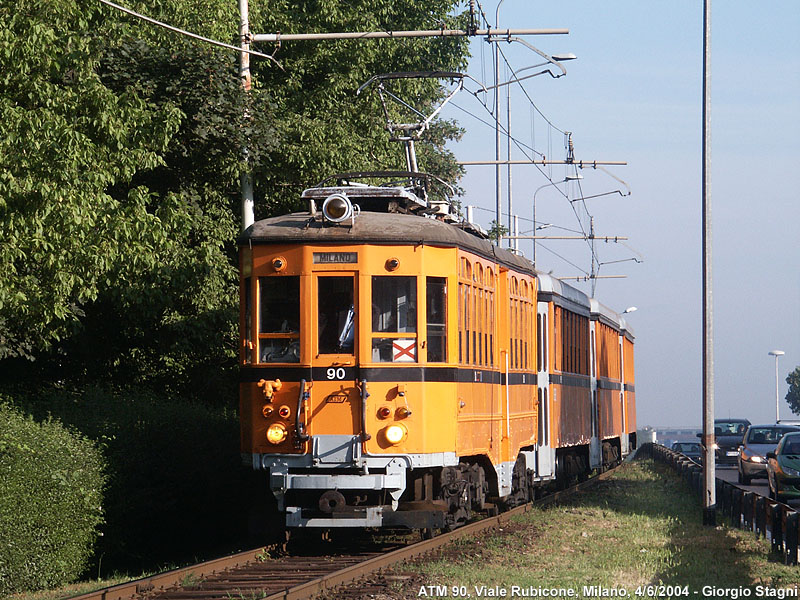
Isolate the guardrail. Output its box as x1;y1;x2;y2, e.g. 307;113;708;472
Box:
641;442;800;565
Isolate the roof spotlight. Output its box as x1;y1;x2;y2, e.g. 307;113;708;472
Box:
322;193;354;223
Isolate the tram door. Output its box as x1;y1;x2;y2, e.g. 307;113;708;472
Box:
619;337;629;455
588;324;601;469
312;274;362;462
535;302;555;480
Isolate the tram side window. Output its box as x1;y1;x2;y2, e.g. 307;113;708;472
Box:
259;276;300;363
318;276;355;354
426;277;447;362
372;276;417;362
244;277;252;363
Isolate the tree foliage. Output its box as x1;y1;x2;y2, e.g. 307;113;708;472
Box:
0;0;179;359
0;0;470;396
787;366;800;416
247;0;469;215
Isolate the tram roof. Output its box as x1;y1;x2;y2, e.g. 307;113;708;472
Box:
241;210;535;275
242;209;627;329
537;272;591;317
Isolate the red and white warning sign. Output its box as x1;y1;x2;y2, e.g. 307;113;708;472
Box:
392;339;416;362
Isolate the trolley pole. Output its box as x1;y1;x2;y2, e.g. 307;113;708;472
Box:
701;0;716;526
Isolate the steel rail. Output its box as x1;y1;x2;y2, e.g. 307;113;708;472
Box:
67;547;273;600
67;464;622;600
264;464;623;600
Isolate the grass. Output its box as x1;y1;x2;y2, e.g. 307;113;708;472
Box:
12;459;800;600
398;459;800;599
3;575;136;600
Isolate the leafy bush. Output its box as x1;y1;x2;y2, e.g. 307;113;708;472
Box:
0;403;105;596
5;385;264;574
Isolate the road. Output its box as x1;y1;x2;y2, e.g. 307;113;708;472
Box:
715;465;768;495
715;464;800;509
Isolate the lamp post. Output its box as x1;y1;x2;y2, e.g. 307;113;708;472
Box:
769;350;785;423
532;174;582;267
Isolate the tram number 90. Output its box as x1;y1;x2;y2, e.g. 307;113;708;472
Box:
326;368;347;380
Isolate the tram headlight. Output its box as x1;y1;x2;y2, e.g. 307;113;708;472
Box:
383;424;407;445
266;423;288;444
272;256;287;272
322;193;353;223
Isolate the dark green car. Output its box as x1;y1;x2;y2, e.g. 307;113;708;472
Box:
766;432;800;501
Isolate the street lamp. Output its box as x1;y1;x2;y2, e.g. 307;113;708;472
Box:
769;350;785;423
532;175;582;267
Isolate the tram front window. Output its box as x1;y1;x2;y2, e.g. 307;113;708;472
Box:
426;277;447;362
259;276;300;363
372;276;417;362
318;277;355;354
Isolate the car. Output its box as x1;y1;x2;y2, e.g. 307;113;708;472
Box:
712;418;750;466
766;432;800;501
671;441;702;461
737;424;800;484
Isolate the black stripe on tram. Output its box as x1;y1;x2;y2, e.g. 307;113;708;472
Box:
239;365;538;385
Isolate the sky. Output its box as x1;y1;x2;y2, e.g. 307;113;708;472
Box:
436;1;800;428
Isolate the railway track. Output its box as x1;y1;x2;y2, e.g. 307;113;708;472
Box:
69;463;624;600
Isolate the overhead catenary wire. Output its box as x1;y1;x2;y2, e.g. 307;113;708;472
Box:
97;0;284;68
465;0;642;291
103;0;631;288
469;205;594;278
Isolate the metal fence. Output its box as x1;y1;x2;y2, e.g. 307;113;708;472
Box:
641;442;800;565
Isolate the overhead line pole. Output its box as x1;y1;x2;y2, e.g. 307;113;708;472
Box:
238;0;255;231
460;160;626;166
558;275;627;281
251;28;568;42
507;66;513;250
701;0;716;526
505;235;628;241
493;1;505;247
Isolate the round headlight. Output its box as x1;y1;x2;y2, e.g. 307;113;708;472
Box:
322;194;353;223
384;424;407;445
272;256;287;272
267;423;288;444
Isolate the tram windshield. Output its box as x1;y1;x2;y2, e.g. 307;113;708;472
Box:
371;276;417;362
318;276;355;354
258;276;300;363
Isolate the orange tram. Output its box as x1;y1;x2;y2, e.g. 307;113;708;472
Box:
238;180;636;532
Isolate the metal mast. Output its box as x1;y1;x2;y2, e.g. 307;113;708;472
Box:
239;0;255;231
701;0;716;526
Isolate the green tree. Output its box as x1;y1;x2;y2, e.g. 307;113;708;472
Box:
0;0;180;360
487;220;509;243
247;0;470;215
0;0;470;397
787;366;800;415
